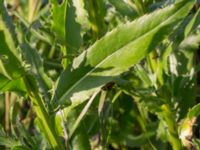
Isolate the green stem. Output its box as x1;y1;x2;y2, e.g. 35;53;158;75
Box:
67;109;91;150
146;51;164;86
24;76;65;150
161;105;184;150
5;92;10;134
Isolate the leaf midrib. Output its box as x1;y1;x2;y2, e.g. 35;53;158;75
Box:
58;2;189;104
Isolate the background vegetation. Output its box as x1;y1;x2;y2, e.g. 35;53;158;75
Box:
0;0;200;149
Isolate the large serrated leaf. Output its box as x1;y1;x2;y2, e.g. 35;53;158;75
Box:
53;0;195;109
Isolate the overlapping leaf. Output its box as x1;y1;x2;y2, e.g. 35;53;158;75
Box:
53;0;195;109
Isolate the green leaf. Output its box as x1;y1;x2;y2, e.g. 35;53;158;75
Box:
50;0;82;66
179;31;200;51
0;6;24;78
184;8;200;36
12;146;30;150
0;74;26;95
0;32;22;78
0;127;21;149
112;131;156;148
53;0;195;109
73;0;90;28
166;14;200;118
65;0;82;62
20;43;52;102
85;0;106;38
0;73;10;89
187;103;200;119
108;0;136;18
50;0;68;43
133;0;146;15
13;12;54;44
66;108;92;150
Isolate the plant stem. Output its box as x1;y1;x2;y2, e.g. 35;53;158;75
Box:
31;95;65;150
161;105;184;150
5;92;10;134
24;76;65;150
28;0;39;22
